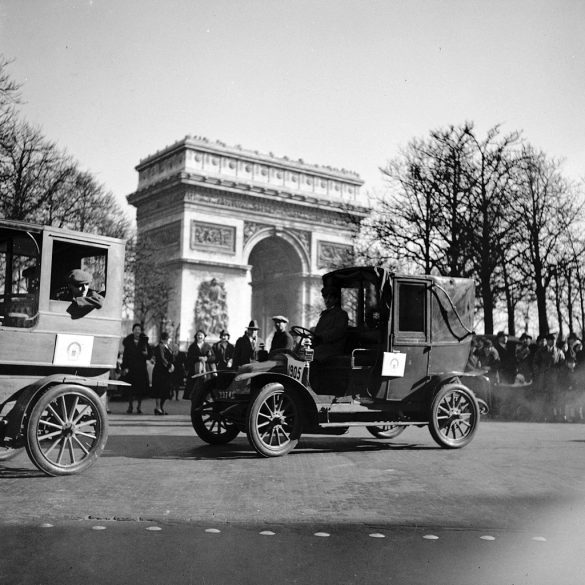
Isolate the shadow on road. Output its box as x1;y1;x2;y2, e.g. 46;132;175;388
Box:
101;432;433;462
0;466;45;479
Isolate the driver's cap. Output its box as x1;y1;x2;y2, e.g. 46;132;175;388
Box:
272;315;289;323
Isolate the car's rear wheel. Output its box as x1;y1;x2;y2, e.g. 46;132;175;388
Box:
25;385;108;476
366;425;406;439
191;386;240;444
247;383;301;457
429;384;479;449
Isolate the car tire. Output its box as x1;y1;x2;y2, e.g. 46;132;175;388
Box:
428;383;479;449
366;425;406;439
25;384;108;476
190;385;240;444
247;383;301;457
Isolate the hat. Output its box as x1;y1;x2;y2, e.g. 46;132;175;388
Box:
496;331;507;338
247;320;259;330
546;333;556;341
160;332;169;341
321;285;341;297
272;315;289;323
219;329;230;338
67;269;91;285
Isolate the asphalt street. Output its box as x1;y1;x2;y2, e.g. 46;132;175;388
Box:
1;398;585;584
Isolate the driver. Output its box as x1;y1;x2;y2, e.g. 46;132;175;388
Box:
313;285;349;362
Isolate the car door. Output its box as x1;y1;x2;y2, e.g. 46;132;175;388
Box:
383;278;430;402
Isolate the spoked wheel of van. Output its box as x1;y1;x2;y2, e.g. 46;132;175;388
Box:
191;385;239;445
247;383;301;457
366;425;406;439
25;385;108;476
429;384;479;449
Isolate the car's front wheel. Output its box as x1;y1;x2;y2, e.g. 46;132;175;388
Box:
25;385;108;476
428;384;479;449
247;383;301;457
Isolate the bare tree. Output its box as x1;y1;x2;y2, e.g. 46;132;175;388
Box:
513;146;583;336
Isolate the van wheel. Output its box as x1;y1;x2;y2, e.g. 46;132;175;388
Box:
191;386;239;444
429;384;479;449
247;383;301;457
25;385;108;476
366;425;405;439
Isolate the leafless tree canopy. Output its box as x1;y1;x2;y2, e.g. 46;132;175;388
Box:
357;122;585;337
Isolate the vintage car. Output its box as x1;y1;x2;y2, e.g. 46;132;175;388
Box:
0;219;126;475
190;266;482;457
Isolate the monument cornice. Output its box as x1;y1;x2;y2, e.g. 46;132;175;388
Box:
128;172;369;222
135;135;364;185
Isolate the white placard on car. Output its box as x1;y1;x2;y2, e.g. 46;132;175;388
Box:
53;334;94;367
382;352;406;377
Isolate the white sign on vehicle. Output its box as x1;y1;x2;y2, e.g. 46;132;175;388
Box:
53;334;94;367
286;357;306;382
382;352;406;377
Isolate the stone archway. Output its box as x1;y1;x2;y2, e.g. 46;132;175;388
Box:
248;236;303;342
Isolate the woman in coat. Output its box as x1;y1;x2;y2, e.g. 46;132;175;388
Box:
121;323;150;414
152;331;175;415
185;330;215;399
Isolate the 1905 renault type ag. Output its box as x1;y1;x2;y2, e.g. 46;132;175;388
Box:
0;220;126;476
190;267;481;456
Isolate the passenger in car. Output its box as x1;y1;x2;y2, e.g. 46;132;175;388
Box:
313;286;349;362
56;269;105;319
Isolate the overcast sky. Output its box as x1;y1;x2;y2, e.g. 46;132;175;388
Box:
1;0;584;213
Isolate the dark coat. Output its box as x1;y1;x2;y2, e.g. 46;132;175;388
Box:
212;340;235;370
269;330;294;353
121;333;150;396
151;342;174;399
233;334;257;368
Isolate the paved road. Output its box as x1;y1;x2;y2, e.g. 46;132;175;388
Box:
2;398;585;584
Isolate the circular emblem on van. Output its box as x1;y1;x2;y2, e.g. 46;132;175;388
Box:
67;342;82;361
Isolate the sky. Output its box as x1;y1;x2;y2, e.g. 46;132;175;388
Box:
1;0;584;217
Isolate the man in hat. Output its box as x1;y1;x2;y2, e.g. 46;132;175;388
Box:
212;329;235;370
233;320;261;369
269;315;294;353
313;285;349;362
56;269;104;318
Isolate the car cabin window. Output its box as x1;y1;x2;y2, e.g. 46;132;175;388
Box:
397;283;426;334
340;282;380;329
0;229;41;328
49;240;108;300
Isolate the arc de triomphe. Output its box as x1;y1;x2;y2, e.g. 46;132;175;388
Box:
127;136;368;347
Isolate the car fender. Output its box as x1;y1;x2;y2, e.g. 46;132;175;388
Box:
2;374;109;444
245;371;320;428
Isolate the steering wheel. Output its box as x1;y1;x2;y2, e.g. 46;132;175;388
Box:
290;325;316;342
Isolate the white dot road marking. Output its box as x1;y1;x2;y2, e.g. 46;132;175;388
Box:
92;526;107;531
369;533;386;538
423;535;439;540
205;528;221;534
260;531;276;536
39;523;53;528
480;535;495;541
532;536;547;542
314;532;330;537
146;526;162;532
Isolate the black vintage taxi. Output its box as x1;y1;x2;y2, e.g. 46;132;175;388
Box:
190;266;481;457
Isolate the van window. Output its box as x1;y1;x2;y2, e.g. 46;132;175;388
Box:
0;229;41;328
50;240;108;300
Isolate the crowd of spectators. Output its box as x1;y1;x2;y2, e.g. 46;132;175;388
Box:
467;330;585;422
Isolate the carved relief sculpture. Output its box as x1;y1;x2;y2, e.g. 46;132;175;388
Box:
194;278;229;337
317;241;354;269
191;221;235;253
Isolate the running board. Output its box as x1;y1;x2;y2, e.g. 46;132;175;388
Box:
319;421;428;428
